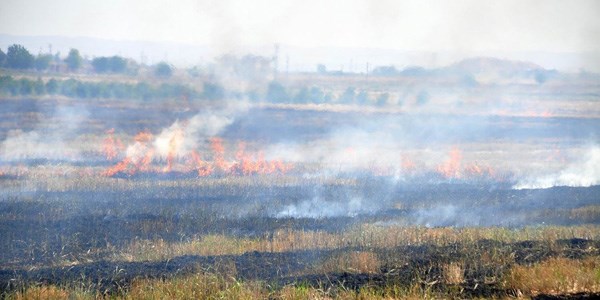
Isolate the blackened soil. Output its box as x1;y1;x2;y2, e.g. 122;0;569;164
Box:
2;184;599;267
1;239;598;297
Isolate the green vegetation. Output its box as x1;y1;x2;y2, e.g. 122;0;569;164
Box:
34;54;53;71
154;61;173;78
6;44;34;69
65;48;82;71
0;75;205;100
0;48;6;66
91;55;128;73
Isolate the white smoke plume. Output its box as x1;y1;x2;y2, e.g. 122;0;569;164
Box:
273;197;373;218
0;106;89;161
151;100;249;159
514;146;600;189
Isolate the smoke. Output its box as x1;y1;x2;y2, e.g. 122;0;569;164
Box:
514;146;600;189
153;111;236;158
0;106;89;161
273;197;371;218
140;100;249;159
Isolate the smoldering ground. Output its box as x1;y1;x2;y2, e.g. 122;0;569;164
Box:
2;100;598;226
0;104;90;162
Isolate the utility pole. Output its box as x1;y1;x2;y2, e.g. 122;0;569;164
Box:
285;55;289;77
273;44;280;79
366;62;370;83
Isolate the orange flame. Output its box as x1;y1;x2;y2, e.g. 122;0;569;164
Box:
210;137;228;172
102;130;154;176
437;148;462;178
463;162;494;178
102;157;131;177
190;150;213;176
163;128;184;173
103;128;124;161
102;130;292;177
401;155;416;173
229;144;294;175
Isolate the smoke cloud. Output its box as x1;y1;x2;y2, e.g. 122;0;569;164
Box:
135;100;249;160
0;106;89;161
273;197;371;218
514;146;600;189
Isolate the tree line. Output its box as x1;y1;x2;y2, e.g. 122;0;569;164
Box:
0;44;172;77
0;75;394;106
0;44;396;105
0;75;221;100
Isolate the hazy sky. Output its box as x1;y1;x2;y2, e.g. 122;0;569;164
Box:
1;0;599;53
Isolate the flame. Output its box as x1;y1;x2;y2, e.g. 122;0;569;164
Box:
210;137;228;172
229;143;293;175
435;148;495;179
102;131;155;176
102;157;131;177
102;128;292;177
190;150;213;176
463;162;494;178
163;128;184;173
401;155;416;172
437;148;463;178
103;128;124;161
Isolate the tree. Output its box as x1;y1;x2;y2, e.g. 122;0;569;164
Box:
309;87;325;103
46;79;59;94
33;77;45;94
376;93;389;106
339;87;355;104
356;90;370;105
266;81;289;103
65;48;82;71
416;90;429;106
6;44;34;69
0;49;6;67
35;54;53;71
293;87;310;103
372;65;399;76
92;57;109;73
92;56;127;73
109;56;127;73
317;64;327;74
154;62;173;78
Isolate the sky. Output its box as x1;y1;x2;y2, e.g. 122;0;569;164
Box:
1;0;599;69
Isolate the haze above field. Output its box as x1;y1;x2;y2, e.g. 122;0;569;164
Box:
1;0;600;71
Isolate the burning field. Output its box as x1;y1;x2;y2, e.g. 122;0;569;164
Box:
1;74;600;299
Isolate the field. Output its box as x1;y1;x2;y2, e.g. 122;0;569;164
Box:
1;69;600;299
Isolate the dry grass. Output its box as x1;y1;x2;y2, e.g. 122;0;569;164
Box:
126;273;266;300
117;235;262;262
114;225;600;263
317;251;382;274
9;285;93;300
442;262;464;285
12;255;600;300
570;205;600;223
504;256;600;296
9;274;439;300
11;286;70;300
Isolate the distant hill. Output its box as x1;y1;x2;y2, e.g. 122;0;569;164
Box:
2;34;599;72
441;57;550;83
448;57;543;74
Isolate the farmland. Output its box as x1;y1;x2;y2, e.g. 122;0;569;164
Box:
1;64;600;299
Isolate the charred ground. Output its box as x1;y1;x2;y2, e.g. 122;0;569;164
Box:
1;72;600;298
